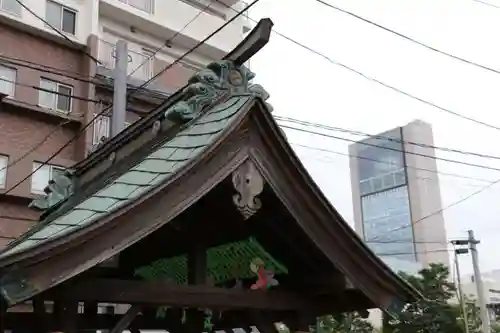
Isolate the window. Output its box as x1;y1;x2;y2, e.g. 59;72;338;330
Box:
1;0;21;15
93;114;131;144
45;1;76;35
0;155;8;189
31;162;65;194
38;78;72;113
93;115;110;144
118;0;154;14
141;49;155;80
0;65;16;97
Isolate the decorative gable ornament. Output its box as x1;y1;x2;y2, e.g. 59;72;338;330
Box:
232;159;264;219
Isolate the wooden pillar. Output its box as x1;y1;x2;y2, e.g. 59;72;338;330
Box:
53;300;78;333
184;243;207;333
0;296;7;333
33;297;47;333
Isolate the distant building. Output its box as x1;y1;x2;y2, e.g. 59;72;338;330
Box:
349;120;449;272
463;271;500;323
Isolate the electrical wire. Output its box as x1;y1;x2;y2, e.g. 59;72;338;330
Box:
0;3;215;184
216;0;500;132
376;177;500;240
0;120;71;174
0;77;101;103
13;0;101;65
292;143;495;185
312;0;500;75
127;0;213;78
1;0;260;196
0;55;95;85
281;125;500;173
472;0;500;9
277;116;500;161
377;248;452;257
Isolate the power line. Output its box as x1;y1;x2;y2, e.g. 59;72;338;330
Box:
13;0;101;65
1;0;260;196
0;120;71;174
286;131;500;244
376;177;500;240
281;125;500;173
366;239;450;245
0;4;213;185
128;1;212;78
0;55;95;84
215;0;500;132
277;116;500;161
0;77;101;103
313;0;500;75
472;0;500;9
292;143;495;185
377;248;452;257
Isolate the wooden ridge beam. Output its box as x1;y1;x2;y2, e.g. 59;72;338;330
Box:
49;278;326;311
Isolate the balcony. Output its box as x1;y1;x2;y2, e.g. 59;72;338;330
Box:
117;0;154;14
97;39;154;81
98;0;245;59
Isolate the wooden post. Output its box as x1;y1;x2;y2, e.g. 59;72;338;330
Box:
33;297;47;333
53;299;78;333
0;296;7;333
184;243;207;333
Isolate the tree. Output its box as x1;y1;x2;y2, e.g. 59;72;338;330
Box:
387;263;467;333
318;312;374;333
276;312;374;333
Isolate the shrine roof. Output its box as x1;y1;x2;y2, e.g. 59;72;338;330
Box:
0;65;262;259
0;19;421;314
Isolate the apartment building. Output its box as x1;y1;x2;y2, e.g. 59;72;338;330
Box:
0;0;250;249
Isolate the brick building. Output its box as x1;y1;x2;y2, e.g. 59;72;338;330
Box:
0;0;249;249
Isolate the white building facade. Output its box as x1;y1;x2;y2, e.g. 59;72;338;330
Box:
0;0;251;82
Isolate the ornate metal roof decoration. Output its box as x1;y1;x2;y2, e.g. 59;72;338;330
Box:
164;60;272;123
29;169;75;213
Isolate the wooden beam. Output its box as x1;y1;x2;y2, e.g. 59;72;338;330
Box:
51;278;326;311
110;305;142;333
3;311;261;331
224;18;273;66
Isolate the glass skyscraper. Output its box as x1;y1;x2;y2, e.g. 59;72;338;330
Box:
349;120;449;272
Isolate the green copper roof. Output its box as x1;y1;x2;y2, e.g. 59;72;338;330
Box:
0;60;271;259
134;237;288;285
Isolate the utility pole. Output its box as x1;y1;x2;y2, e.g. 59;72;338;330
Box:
453;244;469;333
111;39;128;138
452;231;490;333
468;230;490;333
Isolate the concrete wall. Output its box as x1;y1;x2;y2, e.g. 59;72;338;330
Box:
403;120;449;267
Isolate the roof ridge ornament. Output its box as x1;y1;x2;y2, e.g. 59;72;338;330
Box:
164;60;272;123
29;170;75;212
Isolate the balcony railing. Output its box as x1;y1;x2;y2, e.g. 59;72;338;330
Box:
98;39;154;81
117;0;154;14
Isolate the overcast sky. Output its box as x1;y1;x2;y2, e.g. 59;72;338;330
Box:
245;0;500;276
